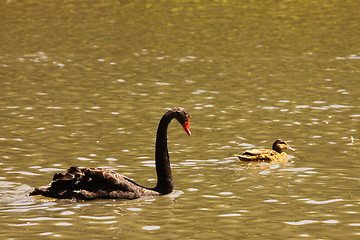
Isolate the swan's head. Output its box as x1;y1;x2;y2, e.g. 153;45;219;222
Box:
171;107;191;136
273;139;296;153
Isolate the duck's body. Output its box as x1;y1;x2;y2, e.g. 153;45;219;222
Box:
238;149;288;161
237;139;295;162
30;107;191;200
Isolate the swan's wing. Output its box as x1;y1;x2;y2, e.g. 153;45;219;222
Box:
81;168;143;191
30;167;158;200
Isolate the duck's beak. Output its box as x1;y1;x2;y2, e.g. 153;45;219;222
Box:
287;146;296;151
182;120;191;136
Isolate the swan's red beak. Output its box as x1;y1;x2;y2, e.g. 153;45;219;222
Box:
182;120;191;136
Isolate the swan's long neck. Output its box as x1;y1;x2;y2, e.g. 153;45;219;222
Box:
154;112;173;194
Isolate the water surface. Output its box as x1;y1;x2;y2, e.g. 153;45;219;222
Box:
1;0;359;239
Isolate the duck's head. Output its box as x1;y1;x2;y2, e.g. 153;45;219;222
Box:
272;139;296;153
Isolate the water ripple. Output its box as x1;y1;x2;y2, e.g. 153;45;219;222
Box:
142;225;160;230
79;216;116;220
219;213;241;217
19;217;71;221
305;199;343;204
285;220;318;225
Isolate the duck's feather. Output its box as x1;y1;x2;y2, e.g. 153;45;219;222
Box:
242;148;275;156
238;150;287;161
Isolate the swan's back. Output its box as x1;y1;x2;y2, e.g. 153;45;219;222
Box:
30;167;160;200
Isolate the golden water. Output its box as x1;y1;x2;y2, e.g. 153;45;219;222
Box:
1;0;359;239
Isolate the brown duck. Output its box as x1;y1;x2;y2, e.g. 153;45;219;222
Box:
237;139;295;161
30;107;191;200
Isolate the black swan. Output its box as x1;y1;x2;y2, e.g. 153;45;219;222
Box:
30;107;191;200
237;139;295;161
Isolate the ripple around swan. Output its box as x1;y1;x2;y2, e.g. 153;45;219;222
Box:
127;207;142;211
61;211;75;215
202;195;220;198
5;171;39;176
